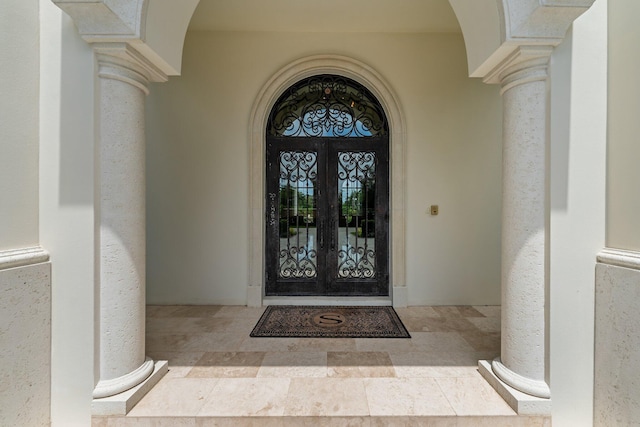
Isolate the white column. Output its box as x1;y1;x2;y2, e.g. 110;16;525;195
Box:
490;48;552;400
92;46;163;400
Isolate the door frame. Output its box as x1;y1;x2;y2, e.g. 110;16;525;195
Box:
248;55;407;307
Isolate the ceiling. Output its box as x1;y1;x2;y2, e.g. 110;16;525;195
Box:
188;0;461;33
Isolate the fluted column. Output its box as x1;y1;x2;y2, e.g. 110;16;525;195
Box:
92;45;166;399
490;47;553;400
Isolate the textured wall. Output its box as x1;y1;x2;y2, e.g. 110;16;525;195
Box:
0;263;51;426
595;262;640;426
146;31;503;305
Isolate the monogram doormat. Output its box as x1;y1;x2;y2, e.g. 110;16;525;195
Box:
250;306;411;338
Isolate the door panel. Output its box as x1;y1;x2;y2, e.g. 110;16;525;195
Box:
266;137;388;296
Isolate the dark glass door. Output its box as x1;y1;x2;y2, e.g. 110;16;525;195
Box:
265;137;389;296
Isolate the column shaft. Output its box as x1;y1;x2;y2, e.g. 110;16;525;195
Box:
492;57;551;399
93;55;153;398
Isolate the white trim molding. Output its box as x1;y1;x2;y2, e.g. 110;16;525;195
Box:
0;246;50;271
597;248;640;270
247;54;407;308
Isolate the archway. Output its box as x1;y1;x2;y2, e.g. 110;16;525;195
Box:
247;55;407;307
49;0;598;418
265;74;390;297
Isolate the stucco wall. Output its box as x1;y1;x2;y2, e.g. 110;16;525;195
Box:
146;31;503;305
593;0;640;425
0;1;51;426
607;0;640;252
0;0;39;249
549;1;607;425
39;2;97;426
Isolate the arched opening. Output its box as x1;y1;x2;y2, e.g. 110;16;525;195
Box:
247;55;407;307
265;74;390;296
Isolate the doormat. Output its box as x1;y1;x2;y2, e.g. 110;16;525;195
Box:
250;306;411;338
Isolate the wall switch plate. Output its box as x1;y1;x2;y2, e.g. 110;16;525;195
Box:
430;205;439;215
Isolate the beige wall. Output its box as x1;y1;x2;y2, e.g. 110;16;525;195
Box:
607;0;640;251
146;31;503;305
39;2;97;426
0;1;51;426
0;0;40;250
593;0;640;425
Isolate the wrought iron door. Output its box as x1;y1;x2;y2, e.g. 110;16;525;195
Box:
265;75;389;296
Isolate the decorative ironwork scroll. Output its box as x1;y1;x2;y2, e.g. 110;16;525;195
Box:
337;151;377;278
278;151;318;278
268;75;388;137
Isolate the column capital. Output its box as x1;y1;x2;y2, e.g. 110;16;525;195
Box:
483;45;554;93
95;43;168;95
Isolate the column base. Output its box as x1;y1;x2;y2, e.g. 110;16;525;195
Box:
92;360;168;416
479;360;551;415
392;286;408;308
247;285;263;307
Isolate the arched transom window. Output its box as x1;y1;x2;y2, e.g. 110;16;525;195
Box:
267;74;389;137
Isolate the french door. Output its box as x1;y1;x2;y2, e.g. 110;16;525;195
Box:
265;136;389;296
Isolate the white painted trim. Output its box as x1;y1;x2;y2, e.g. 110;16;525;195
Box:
0;246;50;271
248;54;407;307
597;248;640;270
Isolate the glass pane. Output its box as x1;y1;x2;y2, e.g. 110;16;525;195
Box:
268;75;388;137
278;151;318;279
337;151;376;279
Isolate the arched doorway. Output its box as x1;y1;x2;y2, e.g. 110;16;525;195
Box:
265;75;390;296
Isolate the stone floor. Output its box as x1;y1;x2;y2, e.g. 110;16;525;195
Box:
93;305;551;426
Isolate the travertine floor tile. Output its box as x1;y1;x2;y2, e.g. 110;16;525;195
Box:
456;306;486;317
187;351;266;378
390;351;484;378
436;375;516;416
214;306;266;319
146;317;228;335
402;316;479;333
459;331;500;352
467;316;501;333
395;306;440;318
124;305;518;422
364;378;456;416
146;305;181;318
169;305;223;318
239;337;300;352
146;351;204;378
284;378;370;416
291;338;358;352
472;306;501;317
181;332;246;352
145;334;191;352
355;337;414;353
258;351;327;378
100;418;198;427
409;332;476;353
198;378;290;416
328;351;395;378
128;377;218;416
432;306;467;318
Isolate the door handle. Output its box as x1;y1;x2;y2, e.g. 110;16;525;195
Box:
319;219;324;249
330;218;336;251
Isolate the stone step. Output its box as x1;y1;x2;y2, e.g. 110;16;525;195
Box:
93;415;551;426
